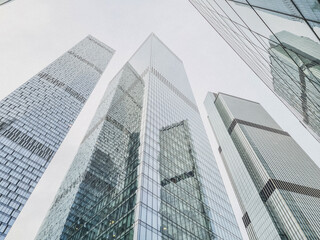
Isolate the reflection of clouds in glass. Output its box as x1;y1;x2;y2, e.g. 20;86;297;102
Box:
232;0;320;25
230;0;319;41
259;12;317;41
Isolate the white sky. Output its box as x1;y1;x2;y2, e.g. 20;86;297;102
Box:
1;0;319;239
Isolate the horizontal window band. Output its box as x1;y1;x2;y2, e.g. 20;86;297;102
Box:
149;67;199;113
38;72;87;103
105;115;131;136
117;85;142;109
228;118;289;136
87;36;114;54
2;126;55;161
259;179;276;202
81;77;143;143
161;170;195;187
68;51;103;74
242;212;251;228
260;179;320;202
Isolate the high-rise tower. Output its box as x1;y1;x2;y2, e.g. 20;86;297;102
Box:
189;0;320;142
0;36;114;239
205;92;320;239
36;34;242;240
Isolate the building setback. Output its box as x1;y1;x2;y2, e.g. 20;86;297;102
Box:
36;34;242;240
0;36;114;239
189;0;320;142
205;92;320;239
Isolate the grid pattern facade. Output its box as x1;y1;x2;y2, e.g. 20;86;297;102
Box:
36;62;143;240
205;92;320;239
158;120;213;239
189;0;320;142
0;36;114;239
36;34;242;240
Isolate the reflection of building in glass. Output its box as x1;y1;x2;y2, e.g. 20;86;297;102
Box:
189;0;320;141
36;34;243;240
270;30;320;138
205;92;320;240
0;36;113;239
36;62;144;240
159;120;212;239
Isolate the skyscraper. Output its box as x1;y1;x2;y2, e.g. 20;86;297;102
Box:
204;92;320;239
36;34;242;240
189;0;320;142
0;36;114;239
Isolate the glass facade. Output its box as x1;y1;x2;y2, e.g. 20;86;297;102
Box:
36;34;242;240
159;120;213;239
0;36;114;239
0;0;12;5
205;92;320;239
189;0;320;142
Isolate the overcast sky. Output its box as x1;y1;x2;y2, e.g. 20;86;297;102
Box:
1;0;320;239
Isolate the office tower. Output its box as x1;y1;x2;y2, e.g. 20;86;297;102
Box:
189;0;320;142
0;36;114;239
36;34;242;240
204;92;320;239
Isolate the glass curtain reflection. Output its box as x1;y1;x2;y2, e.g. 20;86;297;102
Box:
189;0;320;142
159;120;213;239
36;63;144;240
36;34;242;240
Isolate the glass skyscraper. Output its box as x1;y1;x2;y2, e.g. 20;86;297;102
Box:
0;36;114;239
189;0;320;142
204;92;320;239
36;34;242;240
